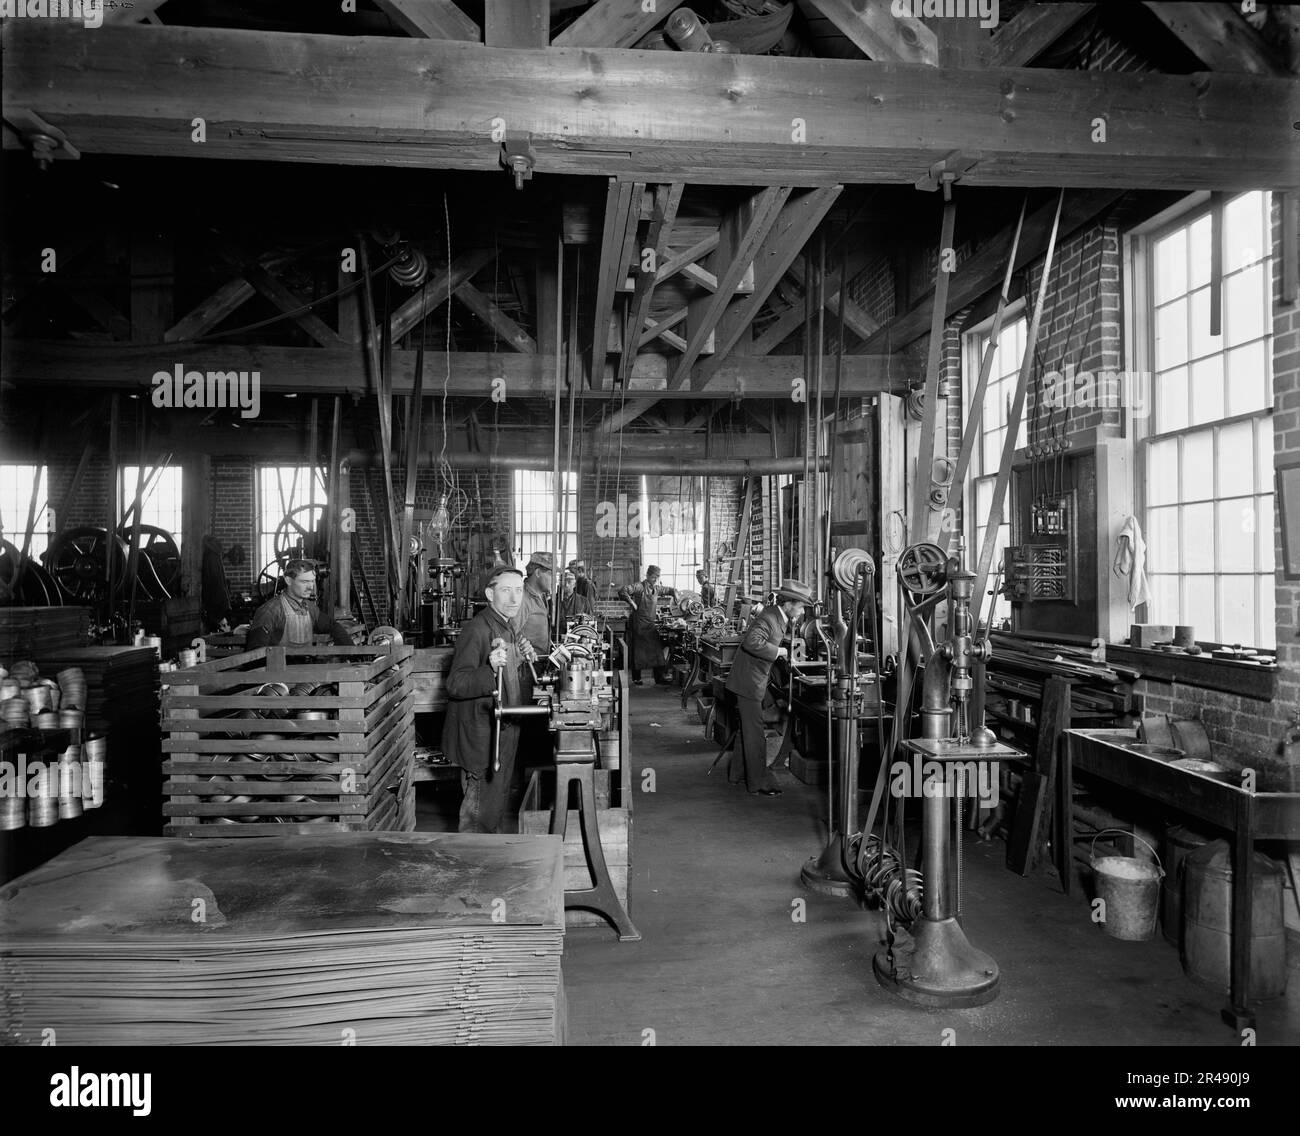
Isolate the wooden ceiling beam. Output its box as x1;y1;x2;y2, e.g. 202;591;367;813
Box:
165;278;255;343
3;339;915;398
698;185;842;385
672;186;790;389
983;3;1095;67
485;0;548;47
589;179;642;384
220;257;345;349
552;0;667;48
387;248;495;342
618;181;684;387
103;0;169;23
800;0;938;66
1143;3;1288;76
863;188;1124;352
373;0;481;42
6;24;1294;189
453;281;537;353
786;253;880;341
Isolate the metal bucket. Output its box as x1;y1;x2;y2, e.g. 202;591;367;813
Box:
1091;829;1164;941
1162;824;1212;945
1183;840;1287;1000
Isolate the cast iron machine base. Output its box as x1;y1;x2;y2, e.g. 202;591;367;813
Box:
872;916;1000;1008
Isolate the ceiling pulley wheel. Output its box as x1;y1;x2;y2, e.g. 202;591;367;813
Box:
45;525;129;603
896;542;948;598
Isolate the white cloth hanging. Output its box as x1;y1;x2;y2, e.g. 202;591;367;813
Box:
1113;514;1149;609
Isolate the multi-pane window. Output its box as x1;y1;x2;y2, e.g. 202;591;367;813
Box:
0;464;52;560
1142;191;1273;648
119;465;184;549
258;465;327;573
964;313;1028;624
512;470;578;567
640;475;705;592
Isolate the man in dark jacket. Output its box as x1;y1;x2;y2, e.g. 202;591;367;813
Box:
443;564;539;833
567;559;596;600
724;578;813;796
245;560;353;649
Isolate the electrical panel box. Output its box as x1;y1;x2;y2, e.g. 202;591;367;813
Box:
1006;489;1079;604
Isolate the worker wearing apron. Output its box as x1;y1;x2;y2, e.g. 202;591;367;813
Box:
619;566;677;686
245;559;353;648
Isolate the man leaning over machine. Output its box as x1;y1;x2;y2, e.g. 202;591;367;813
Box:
724;578;813;797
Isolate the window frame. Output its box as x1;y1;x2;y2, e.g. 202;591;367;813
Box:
118;464;185;550
639;475;706;593
1125;190;1274;650
256;464;327;573
512;469;579;568
962;299;1028;625
0;463;53;561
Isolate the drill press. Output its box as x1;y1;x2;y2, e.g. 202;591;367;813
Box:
872;539;1020;1008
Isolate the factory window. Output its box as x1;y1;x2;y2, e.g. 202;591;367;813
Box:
0;464;52;561
963;311;1028;626
257;465;327;575
1137;190;1274;649
512;470;579;567
119;465;184;550
640;475;705;592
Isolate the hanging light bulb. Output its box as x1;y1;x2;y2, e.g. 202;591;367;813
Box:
430;492;450;536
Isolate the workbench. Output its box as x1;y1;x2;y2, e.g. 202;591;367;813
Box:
1065;728;1300;1030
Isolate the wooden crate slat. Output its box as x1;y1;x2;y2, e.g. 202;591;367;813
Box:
160;664;410;715
160;693;412;754
168;644;411;684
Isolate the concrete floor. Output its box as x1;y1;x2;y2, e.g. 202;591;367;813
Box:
417;686;1300;1046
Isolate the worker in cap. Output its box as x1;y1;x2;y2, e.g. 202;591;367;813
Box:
567;558;596;600
618;565;677;686
724;578;814;796
516;551;555;657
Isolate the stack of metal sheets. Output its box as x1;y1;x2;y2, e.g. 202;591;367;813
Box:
0;833;566;1045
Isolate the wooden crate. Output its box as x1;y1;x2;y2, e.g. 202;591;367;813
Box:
519;767;629;929
160;644;414;836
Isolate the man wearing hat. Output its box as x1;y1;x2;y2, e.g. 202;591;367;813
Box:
518;552;555;657
619;565;677;686
723;578;813;796
444;564;539;833
567;559;596;600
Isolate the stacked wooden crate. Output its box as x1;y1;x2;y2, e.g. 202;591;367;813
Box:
161;644;414;836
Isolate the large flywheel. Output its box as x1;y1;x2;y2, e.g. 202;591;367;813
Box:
118;523;182;599
273;504;328;567
45;526;129;604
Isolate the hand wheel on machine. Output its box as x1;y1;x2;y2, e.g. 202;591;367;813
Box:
896;541;948;598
